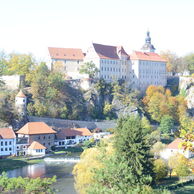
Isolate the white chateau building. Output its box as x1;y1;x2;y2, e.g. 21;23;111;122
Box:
48;32;167;92
48;47;85;79
84;43;132;82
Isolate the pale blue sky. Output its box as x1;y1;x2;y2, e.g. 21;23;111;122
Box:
0;0;194;60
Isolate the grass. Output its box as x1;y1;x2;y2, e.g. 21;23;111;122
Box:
0;158;43;173
173;182;194;194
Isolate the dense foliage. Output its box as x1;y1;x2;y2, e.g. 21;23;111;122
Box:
143;85;187;123
73;116;172;194
26;63;87;120
0;172;56;194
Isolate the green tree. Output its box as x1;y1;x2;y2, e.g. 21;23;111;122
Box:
168;153;190;178
184;53;194;73
87;116;155;193
150;141;166;158
0;91;17;126
79;61;99;78
5;53;35;76
141;116;153;135
0;172;56;193
158;115;174;134
153;159;168;181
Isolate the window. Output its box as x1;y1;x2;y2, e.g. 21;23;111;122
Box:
1;142;3;146
43;136;46;139
5;148;7;151
5;141;7;146
9;148;12;151
9;141;12;145
1;148;3;151
77;60;79;64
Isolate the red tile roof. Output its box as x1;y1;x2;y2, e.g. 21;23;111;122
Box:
56;128;92;140
48;47;84;60
93;43;129;60
28;141;46;150
16;122;56;135
16;90;26;98
0;128;16;139
167;138;184;149
130;51;167;62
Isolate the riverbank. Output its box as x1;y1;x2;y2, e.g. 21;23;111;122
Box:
0;148;82;173
0;158;43;173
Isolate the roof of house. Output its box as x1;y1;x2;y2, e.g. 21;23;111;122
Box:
48;47;84;60
16;90;26;98
16;122;56;135
56;128;92;140
130;51;166;62
167;138;184;149
92;43;129;60
28;141;46;150
0;128;16;139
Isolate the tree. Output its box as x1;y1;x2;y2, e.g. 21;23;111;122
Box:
184;53;194;73
5;53;35;76
86;116;155;193
79;61;99;78
179;116;194;151
153;159;168;181
168;153;190;178
0;91;17;126
158;115;174;134
160;50;185;73
151;142;166;158
0;172;56;193
143;86;187;123
141;116;153;135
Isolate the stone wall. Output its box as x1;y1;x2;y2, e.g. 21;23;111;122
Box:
1;75;24;90
28;116;116;130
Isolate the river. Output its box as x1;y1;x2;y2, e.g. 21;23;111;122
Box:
6;155;79;194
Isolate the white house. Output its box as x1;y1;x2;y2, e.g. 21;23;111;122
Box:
84;43;133;83
28;141;46;156
130;51;167;91
0;128;16;157
48;47;86;79
160;138;194;160
55;128;93;147
93;132;111;140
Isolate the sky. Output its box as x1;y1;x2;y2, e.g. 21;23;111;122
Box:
0;0;194;61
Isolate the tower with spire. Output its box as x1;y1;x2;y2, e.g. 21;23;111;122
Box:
141;31;156;53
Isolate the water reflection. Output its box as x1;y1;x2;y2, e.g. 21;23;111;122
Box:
7;163;46;178
6;157;78;194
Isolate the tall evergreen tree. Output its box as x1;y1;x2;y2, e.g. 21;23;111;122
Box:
88;116;155;193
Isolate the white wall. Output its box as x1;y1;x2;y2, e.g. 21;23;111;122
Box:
28;148;45;156
55;135;93;147
160;148;193;160
131;59;167;91
1;75;21;90
0;138;16;156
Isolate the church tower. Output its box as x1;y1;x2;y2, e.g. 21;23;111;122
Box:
141;31;156;53
15;90;27;115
